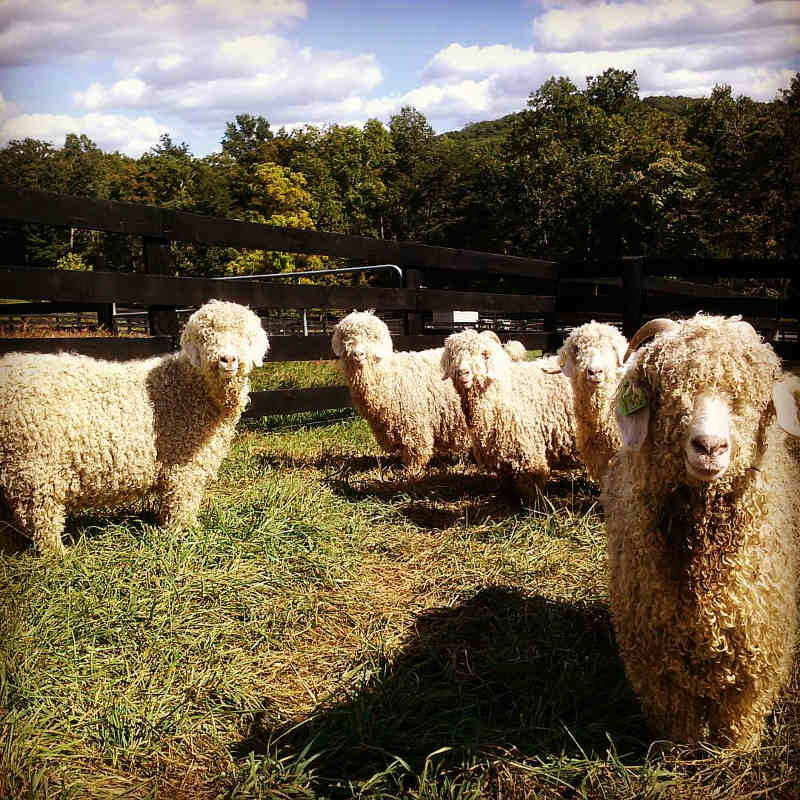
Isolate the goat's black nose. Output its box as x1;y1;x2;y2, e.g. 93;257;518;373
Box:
691;434;729;456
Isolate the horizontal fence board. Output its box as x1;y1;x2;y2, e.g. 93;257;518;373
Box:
244;386;352;417
269;331;557;361
560;276;622;288
0;186;556;279
644;277;756;299
644;293;786;317
0;336;172;359
268;335;336;361
559;259;634;280
420;290;554;313
0;331;559;364
1;267;553;315
773;341;800;360
0;301;111;315
561;257;800;280
644;257;800;279
557;295;621;314
558;290;790;319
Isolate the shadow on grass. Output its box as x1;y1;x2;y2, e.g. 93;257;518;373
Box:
0;523;28;556
1;510;163;558
236;585;648;791
323;458;602;530
325;461;528;529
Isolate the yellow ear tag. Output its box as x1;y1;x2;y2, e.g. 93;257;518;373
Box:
618;380;648;416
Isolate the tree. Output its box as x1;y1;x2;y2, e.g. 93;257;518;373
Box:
133;134;196;209
224;161;323;276
686;84;778;256
384;106;438;240
501;77;614;258
585;68;639;116
772;73;800;257
221;114;275;169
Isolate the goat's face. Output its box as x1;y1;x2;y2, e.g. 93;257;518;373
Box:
181;300;269;378
442;330;510;393
331;311;393;368
683;393;732;481
615;315;781;486
560;322;627;392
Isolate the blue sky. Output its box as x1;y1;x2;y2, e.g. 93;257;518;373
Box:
1;0;798;157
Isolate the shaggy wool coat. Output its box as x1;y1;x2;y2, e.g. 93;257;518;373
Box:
332;311;470;471
558;322;628;484
601;314;799;748
442;329;580;499
0;300;268;554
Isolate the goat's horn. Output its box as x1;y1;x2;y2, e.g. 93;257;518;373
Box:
623;318;679;362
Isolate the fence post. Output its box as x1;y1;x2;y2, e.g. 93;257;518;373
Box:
1;222;26;266
404;268;424;335
143;236;179;344
622;256;645;339
543;269;560;354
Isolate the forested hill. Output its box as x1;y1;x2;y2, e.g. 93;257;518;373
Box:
441;97;704;143
440;113;522;144
1;68;797;277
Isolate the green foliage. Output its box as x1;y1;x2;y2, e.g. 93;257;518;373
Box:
55;252;91;271
221;113;275;169
1;69;798;271
224;161;325;276
585;68;640;115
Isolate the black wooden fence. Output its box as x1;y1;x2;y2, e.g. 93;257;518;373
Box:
1;186;797;417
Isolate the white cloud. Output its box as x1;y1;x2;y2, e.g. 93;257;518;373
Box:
533;0;799;52
0;0;307;67
0;112;171;157
424;44;541;83
76;79;149;110
75;41;383;123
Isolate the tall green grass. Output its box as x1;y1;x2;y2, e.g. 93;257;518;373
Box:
1;412;798;799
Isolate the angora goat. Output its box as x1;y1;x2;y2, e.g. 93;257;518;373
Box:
0;300;268;554
331;311;470;471
441;328;579;499
601;314;799;748
559;321;628;483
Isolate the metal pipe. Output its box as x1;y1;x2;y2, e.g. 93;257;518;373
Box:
212;263;403;283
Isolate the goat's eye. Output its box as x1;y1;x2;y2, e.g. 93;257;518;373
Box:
482;350;490;359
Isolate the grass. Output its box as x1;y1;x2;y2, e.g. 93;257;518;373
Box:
249;361;343;392
1;412;798;799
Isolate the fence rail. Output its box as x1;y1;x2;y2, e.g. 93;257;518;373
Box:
2;187;798;414
0;185;556;279
0;332;556;363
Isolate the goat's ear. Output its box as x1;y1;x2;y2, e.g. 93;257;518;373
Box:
248;329;269;369
182;337;203;369
773;375;800;437
615;339;627;367
331;328;344;357
615;380;649;450
440;347;453;380
558;344;576;378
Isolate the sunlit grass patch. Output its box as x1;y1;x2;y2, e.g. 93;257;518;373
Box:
249;360;342;391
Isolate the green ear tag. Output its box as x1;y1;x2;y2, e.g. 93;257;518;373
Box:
618;381;648;416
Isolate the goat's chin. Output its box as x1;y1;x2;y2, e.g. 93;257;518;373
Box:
685;459;729;484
